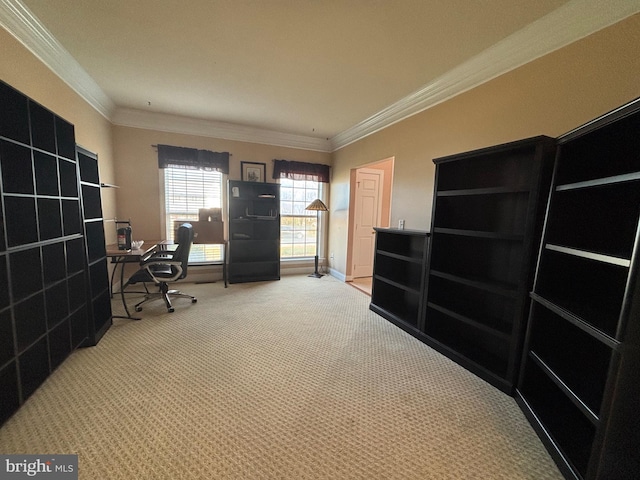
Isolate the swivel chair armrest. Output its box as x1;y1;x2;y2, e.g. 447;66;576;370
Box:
140;249;175;265
142;259;184;283
146;249;176;259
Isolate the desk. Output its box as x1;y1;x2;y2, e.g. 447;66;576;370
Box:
106;239;227;319
106;240;164;319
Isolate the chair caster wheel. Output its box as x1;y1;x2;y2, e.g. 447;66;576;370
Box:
192;298;197;303
168;308;175;313
135;306;142;312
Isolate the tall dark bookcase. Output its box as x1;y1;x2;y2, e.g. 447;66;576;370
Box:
228;180;280;283
0;80;110;426
424;136;556;393
369;137;556;395
516;99;640;479
77;146;112;346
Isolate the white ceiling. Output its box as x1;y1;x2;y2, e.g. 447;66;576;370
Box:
3;0;640;151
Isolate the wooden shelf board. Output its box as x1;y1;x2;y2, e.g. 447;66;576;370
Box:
556;171;640;192
545;243;630;267
529;351;600;426
434;227;523;241
529;294;619;350
427;302;511;342
437;186;529;197
377;250;423;263
429;270;518;298
373;274;421;295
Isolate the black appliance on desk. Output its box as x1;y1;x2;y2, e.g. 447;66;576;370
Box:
116;219;132;250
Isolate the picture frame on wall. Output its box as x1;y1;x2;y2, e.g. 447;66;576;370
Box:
241;161;266;182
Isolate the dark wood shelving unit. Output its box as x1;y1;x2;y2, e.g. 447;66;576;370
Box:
227;180;280;283
516;99;640;480
370;228;430;332
77;146;112;346
424;136;557;394
0;80;97;425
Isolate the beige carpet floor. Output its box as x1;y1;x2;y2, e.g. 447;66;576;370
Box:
0;275;562;479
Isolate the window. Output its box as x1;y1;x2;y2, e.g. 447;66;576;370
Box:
279;178;322;258
164;167;223;263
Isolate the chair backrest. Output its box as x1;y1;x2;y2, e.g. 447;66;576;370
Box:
172;223;194;279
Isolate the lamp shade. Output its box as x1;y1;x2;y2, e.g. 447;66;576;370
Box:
305;198;328;211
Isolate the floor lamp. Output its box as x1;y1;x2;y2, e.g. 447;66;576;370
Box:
306;198;328;278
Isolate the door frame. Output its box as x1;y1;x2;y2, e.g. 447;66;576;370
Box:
351;167;383;278
346;157;394;281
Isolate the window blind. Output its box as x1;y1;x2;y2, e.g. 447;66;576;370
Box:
164;167;223;263
273;159;330;183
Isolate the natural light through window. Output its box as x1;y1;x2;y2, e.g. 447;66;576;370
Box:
279;178;321;258
164;167;223;263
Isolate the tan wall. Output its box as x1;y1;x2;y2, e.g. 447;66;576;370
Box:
329;14;640;277
1;29;117;242
112;126;331;241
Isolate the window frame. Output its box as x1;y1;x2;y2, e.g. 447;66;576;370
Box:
279;178;325;260
161;167;226;264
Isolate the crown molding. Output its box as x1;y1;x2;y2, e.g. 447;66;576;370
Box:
0;0;115;119
112;108;333;152
3;0;638;153
330;0;640;151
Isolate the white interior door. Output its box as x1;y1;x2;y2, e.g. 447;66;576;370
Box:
352;168;383;278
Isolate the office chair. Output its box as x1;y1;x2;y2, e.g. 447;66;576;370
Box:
123;223;197;313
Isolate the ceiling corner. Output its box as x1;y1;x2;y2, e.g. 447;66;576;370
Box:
0;0;116;119
330;0;640;151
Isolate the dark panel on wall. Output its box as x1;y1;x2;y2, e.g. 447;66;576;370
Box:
62;199;82;235
55;117;76;161
45;282;69;329
9;247;43;301
0;140;33;194
29;102;56;154
0;81;30;144
0;310;14;367
4;197;38;247
14;293;46;353
0;363;20;426
0;256;8;309
34;151;59;196
42;242;66;286
65;237;85;275
59;158;78;197
38;198;63;240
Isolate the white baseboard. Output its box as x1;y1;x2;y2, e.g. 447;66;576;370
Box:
329;268;347;282
111;262;343;290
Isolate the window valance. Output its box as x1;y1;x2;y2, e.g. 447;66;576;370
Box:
157;144;229;173
272;159;330;183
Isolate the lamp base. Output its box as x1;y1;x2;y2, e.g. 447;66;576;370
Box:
309;255;323;278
